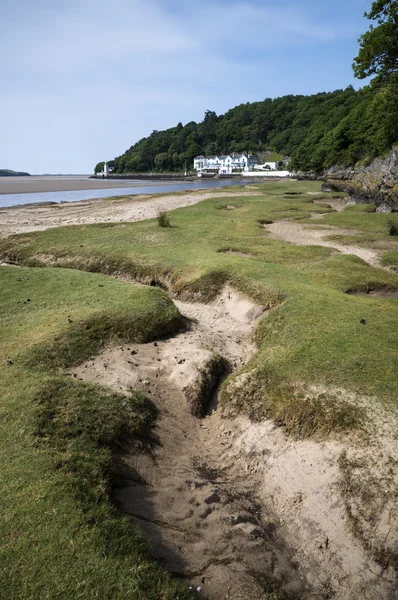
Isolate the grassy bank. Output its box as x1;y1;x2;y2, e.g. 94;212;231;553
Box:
0;266;193;599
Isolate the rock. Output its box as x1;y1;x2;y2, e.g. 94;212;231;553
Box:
376;202;396;213
323;148;398;211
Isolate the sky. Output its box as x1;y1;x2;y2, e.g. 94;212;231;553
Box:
1;0;372;174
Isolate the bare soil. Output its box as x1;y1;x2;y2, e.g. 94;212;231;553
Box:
72;286;397;599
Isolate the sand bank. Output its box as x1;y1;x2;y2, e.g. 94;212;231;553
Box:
0;175;178;195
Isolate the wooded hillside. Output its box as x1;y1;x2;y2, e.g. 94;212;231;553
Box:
109;85;397;175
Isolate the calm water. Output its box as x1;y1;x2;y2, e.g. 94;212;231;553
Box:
0;179;241;208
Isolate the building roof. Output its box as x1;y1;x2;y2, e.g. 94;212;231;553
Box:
195;153;259;161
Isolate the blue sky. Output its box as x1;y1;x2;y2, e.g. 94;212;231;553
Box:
1;0;371;173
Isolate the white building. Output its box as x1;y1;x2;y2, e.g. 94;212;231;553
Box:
98;161;114;178
257;161;279;171
194;153;258;175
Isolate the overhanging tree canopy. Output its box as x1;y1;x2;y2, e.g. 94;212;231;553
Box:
353;0;398;82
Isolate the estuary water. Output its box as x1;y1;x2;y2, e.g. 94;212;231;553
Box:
0;178;241;209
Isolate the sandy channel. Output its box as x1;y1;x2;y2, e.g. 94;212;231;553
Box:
72;285;397;599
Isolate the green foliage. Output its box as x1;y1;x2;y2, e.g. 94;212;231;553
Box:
353;0;398;83
103;86;395;175
94;161;105;174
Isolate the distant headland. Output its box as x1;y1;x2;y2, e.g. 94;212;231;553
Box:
0;169;30;177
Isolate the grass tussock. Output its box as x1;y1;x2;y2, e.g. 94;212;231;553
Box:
24;304;183;370
388;217;398;236
34;378;156;517
220;369;364;439
157;210;171;228
174;269;231;302
381;250;398;267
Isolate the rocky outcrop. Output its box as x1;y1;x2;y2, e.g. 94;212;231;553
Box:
322;148;398;212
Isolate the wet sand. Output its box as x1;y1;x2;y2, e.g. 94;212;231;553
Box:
0;176;177;195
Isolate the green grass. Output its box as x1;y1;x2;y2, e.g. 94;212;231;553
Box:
0;267;193;600
381;250;398;267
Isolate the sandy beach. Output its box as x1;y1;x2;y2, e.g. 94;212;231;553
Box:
0;188;261;237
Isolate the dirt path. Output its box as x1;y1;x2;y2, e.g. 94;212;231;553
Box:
265;220;382;267
72;286;396;599
0;190;261;238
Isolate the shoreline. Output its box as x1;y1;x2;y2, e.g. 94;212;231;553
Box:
0;187;263;238
0;174;285;198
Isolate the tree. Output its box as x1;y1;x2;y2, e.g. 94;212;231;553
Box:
353;0;398;83
94;161;104;174
154;152;168;171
